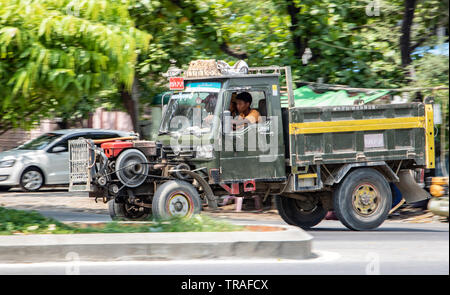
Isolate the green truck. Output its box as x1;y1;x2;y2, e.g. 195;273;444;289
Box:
69;63;435;231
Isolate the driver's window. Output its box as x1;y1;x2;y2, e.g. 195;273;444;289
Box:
224;90;267;132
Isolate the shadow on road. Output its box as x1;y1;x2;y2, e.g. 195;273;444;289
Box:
306;226;448;233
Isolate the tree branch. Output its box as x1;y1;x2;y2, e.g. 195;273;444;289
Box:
170;0;247;59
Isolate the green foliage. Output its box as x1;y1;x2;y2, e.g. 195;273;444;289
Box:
409;53;449;150
0;207;243;235
0;0;150;131
0;207;75;234
0;0;448;133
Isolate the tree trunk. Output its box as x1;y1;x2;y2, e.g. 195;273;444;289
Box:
400;0;417;70
121;78;140;135
286;0;307;61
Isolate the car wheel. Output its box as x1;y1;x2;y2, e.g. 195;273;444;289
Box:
20;167;44;192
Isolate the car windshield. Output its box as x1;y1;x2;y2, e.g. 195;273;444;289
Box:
160;82;221;134
16;133;63;150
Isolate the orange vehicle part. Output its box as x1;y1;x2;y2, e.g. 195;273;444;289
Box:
101;141;133;158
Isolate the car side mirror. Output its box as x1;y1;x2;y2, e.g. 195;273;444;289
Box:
52;146;67;153
223;110;232;134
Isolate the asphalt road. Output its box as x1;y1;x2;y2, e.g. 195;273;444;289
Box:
0;189;448;275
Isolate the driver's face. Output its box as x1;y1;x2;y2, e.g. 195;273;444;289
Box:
236;100;250;114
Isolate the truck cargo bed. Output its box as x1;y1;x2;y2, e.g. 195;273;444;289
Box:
288;102;434;168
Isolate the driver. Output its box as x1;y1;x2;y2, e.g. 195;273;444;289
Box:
232;92;261;130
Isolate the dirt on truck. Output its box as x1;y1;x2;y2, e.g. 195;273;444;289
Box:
68;60;435;231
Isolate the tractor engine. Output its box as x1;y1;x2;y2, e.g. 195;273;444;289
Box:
69;137;162;220
69;137;214;221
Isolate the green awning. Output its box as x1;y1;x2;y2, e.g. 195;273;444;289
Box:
281;86;390;108
151;92;172;106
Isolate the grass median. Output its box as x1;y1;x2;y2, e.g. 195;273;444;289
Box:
0;207;244;235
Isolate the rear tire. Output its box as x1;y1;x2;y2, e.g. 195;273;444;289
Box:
108;198;151;221
333;168;392;231
152;180;202;219
275;195;327;229
274;196;295;225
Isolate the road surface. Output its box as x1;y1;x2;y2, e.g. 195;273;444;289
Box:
0;189;448;275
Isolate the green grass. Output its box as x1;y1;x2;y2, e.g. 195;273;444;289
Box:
0;207;244;235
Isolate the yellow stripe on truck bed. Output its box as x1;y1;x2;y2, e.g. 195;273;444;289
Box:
289;116;425;135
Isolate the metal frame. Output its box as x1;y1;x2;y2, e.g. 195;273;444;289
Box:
164;63;295;109
68;138;93;192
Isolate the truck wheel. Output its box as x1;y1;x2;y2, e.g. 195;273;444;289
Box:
333;168;392;231
274;196;295;225
275;195;327;229
108;198;151;221
152;180;202;219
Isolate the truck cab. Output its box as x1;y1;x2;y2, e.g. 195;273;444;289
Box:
158;74;286;183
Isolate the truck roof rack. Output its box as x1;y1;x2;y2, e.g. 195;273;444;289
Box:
163;60;295;108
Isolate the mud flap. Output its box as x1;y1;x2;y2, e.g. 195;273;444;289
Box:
396;170;431;204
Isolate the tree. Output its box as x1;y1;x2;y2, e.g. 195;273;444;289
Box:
0;0;150;135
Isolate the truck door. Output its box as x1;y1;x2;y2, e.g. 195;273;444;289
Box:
219;88;285;182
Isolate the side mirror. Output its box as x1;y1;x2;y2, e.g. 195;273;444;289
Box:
52;146;67;153
223;110;232;134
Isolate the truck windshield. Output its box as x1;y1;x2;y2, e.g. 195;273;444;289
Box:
160;82;221;134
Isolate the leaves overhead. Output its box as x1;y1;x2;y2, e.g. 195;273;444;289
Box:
0;0;150;131
0;0;448;134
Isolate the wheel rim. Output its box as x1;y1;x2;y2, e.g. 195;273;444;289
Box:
22;171;43;190
294;199;318;214
166;191;193;217
352;183;380;216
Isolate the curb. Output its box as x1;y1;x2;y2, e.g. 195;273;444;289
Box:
0;224;313;263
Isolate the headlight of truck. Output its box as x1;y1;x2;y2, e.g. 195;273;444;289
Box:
195;145;214;159
0;160;16;168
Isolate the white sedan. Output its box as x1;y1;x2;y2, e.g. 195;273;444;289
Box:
0;129;134;192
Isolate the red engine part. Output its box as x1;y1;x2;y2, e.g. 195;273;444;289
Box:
101;141;133;158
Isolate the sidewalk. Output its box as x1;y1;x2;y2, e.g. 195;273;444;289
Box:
0;224;313;263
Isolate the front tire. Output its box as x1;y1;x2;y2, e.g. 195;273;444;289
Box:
20;167;44;192
333;168;392;231
275;195;327;229
108;198;151;221
152;180;202;219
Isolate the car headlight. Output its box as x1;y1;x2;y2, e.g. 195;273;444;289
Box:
195;145;214;159
0;160;16;168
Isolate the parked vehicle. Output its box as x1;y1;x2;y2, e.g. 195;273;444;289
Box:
0;129;134;192
69;61;435;230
